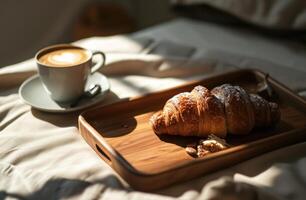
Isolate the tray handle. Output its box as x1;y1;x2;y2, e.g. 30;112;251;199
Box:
95;144;112;164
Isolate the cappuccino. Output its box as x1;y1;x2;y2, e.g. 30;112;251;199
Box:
38;48;90;67
36;44;106;102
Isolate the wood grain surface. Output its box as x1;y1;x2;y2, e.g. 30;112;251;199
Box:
78;69;306;191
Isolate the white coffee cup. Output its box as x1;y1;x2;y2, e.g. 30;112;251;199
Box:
35;44;106;103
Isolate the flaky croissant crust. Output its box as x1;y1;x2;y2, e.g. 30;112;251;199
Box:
150;84;280;137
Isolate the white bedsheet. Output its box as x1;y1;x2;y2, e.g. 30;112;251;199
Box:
0;18;306;200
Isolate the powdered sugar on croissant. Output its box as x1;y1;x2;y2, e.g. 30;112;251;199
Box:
150;84;280;137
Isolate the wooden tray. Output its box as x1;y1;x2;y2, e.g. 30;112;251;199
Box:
78;69;306;191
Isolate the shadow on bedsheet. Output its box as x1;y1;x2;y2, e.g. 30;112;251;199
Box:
30;91;122;128
0;175;126;200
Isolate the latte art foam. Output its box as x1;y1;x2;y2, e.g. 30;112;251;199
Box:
38;48;90;67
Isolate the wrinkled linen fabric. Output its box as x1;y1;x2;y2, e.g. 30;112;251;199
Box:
172;0;306;30
1;18;306;200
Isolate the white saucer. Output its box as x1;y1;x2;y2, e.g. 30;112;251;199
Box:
19;72;110;113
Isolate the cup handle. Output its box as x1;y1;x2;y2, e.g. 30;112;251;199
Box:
91;50;106;74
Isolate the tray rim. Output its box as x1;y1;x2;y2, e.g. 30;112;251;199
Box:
78;68;306;188
79;116;306;176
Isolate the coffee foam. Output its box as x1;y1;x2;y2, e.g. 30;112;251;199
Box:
39;48;90;67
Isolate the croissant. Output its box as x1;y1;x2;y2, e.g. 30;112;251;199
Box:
150;84;280;138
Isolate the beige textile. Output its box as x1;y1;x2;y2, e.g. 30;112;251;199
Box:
172;0;306;30
1;19;306;200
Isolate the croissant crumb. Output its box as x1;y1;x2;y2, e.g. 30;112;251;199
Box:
186;134;230;158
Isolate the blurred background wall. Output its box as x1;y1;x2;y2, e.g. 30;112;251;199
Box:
0;0;174;67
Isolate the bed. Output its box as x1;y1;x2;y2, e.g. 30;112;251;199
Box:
0;17;306;200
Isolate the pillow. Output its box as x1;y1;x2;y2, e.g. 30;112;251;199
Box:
172;0;306;32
